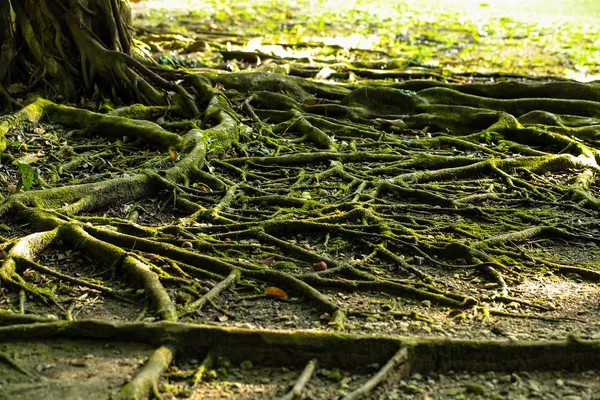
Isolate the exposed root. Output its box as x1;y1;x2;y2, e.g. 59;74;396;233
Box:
179;270;238;318
342;347;410;400
0;351;36;379
278;358;318;400
0;320;598;372
2;43;600;397
112;344;175;400
191;351;214;386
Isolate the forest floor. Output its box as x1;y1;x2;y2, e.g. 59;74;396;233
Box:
2;0;600;399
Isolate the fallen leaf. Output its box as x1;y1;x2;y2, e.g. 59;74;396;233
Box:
264;286;288;299
7;83;27;94
315;66;336;80
217;315;229;322
243;37;263;52
260;255;276;265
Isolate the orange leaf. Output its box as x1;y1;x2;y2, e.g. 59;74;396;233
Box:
264;286;288;299
169;149;178;160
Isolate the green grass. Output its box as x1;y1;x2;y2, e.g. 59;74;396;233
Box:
134;0;600;80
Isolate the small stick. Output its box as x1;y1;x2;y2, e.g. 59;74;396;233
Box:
342;348;409;400
65;302;76;321
19;290;26;314
278;358;318;400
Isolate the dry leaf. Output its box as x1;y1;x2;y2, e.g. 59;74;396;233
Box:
169;149;179;160
143;253;161;261
243;37;263;52
264;286;288;299
7;83;27;94
13;154;42;165
260;255;276;265
315;66;336;80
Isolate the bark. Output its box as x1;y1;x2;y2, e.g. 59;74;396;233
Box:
0;0;139;104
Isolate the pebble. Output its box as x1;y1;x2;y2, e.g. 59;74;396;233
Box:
466;383;485;394
403;384;423;394
565;380;589;389
440;387;466;396
528;379;541;392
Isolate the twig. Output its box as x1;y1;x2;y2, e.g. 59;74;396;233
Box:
19;290;26;314
65;302;76;321
494;295;555;311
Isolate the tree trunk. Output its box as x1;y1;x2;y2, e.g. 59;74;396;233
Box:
0;0;171;107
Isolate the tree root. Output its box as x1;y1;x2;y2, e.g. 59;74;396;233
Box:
3;62;600;398
191;351;214;386
0;351;36;379
112;344;175;400
0;319;599;372
180;270;238;318
278;358;318;400
342;348;409;400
